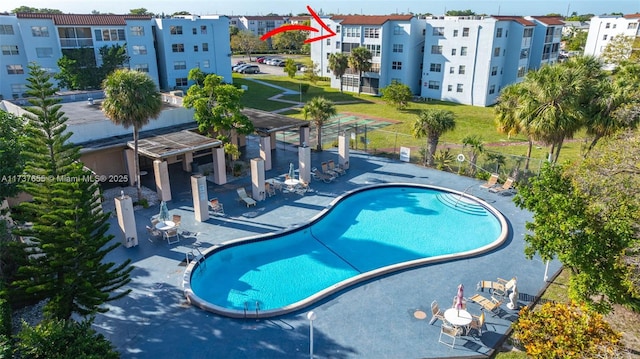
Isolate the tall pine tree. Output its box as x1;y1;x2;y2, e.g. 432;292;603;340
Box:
13;64;132;320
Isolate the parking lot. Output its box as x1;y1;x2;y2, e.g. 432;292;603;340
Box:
232;55;307;75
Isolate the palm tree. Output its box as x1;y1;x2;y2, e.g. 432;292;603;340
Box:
347;47;372;94
412;109;456;167
462;135;484;176
328;53;349;93
301;97;337;151
494;83;535;170
102;69;162;201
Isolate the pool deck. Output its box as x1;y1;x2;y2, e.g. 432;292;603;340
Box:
95;139;562;359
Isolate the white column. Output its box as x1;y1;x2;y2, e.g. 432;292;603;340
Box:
251;158;265;201
259;136;272;171
338;134;350;169
300;126;310;147
153;159;172;202
114;195;138;248
124;148;136;186
182;151;193;172
212;147;227;185
191;174;209;222
298;145;311;184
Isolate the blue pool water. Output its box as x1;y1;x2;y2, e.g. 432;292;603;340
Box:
186;185;506;317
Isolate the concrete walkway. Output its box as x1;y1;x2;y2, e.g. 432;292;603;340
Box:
94;139;561;359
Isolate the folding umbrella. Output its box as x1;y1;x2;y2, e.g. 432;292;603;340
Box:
158;201;170;222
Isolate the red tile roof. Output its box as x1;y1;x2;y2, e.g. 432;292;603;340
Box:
530;16;565;26
330;14;413;25
492;16;535;27
623;13;640;19
16;13;151;25
242;16;285;21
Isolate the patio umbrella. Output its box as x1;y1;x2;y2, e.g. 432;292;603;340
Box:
288;162;296;180
455;284;464;312
158;201;170;222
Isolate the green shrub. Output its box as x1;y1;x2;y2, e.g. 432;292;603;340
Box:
0;334;12;359
15;318;119;359
0;296;10;337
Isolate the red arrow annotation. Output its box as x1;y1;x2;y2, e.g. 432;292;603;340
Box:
260;5;336;43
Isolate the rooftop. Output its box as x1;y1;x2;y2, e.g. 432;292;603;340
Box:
330;14;414;25
16;12;152;25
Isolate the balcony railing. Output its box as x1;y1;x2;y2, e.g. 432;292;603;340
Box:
59;38;93;48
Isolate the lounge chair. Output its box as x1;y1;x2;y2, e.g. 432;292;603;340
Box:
480;174;499;189
477;278;515;299
294;181;310;195
328;160;345;176
489;177;514;194
469;294;503;316
209;198;225;215
236;187;257;207
163;227;180;245
438;323;462;348
429;300;445;325
321;161;339;178
312;168;335;183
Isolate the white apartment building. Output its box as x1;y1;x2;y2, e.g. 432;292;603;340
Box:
311;15;426;95
0;13;231;101
584;14;640;64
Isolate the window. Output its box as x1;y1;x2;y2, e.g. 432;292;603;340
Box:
202;43;209;51
343;77;359;87
489;84;496;94
95;28;126;41
628;23;638;29
336;25;340;33
429;63;441;72
31;26;49;37
364;27;380;38
457;83;463;92
130;26;144;36
453;29;458;37
393;25;403;35
496;28;503;38
365;44;381;57
194;45;199;52
392;61;402;70
603;34;608;40
1;45;19;55
422;28;426;36
431;45;443;54
6;64;24;74
432;27;444;36
448;85;453;91
393;44;403;53
370;63;380;73
494;47;501;57
170;26;183;35
428;80;440;89
11;84;27;95
336;41;340;49
200;25;207;34
175;78;188;87
174;61;186;70
458;65;465;74
462;27;469;37
451;48;457;55
192;27;197;35
172;43;185;52
523;28;533;37
449;66;454;74
517;66;526;77
133;63;149;72
491;66;498;76
326;38;330;45
344;26;360;37
203;60;210;68
326;52;331;59
132;45;147;55
520;49;529;59
460;47;467;56
0;25;14;35
605;23;610;29
36;47;53;58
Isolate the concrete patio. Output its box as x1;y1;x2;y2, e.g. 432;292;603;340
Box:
94;138;561;359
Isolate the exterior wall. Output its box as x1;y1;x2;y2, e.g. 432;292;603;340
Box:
584;15;640;59
526;17;563;69
80;146;128;177
125;19;160;85
0;16;29;100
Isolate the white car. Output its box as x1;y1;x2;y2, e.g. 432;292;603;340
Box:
233;64;252;72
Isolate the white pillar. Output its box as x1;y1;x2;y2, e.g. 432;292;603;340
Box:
300;126;310;147
124;148;136;186
259;136;272;171
251;158;265;201
191;174;209;222
183;151;193;172
153;159;172;202
212;147;227;185
338;134;350;169
114;195;138;248
298;145;311;184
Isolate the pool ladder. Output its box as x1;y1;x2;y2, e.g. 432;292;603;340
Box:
185;247;205;270
243;301;261;318
454;185;475;207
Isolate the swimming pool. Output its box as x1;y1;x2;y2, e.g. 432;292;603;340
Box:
183;184;508;318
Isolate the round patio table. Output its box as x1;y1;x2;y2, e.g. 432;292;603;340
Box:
155;221;175;231
444;308;472;327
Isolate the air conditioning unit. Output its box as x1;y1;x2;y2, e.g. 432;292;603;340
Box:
170;90;184;97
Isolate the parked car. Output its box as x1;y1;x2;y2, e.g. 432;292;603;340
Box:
278;61;286;67
271;59;284;66
255;56;265;63
233;63;252;72
239;65;260;74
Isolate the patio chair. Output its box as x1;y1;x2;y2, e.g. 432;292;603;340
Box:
172;214;182;227
163;227;180;245
477;280;507;299
489;177;515;194
328;160;345;176
150;217;160;227
236;187;257;207
294;181;310;195
438;322;462;348
209;198;225;215
321;161;339;178
145;225;162;242
265;182;276;197
467;310;485;336
429;300;445;325
469;294;503;316
480;174;499;189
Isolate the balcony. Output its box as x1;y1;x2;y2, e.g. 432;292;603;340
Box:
59;38;93;48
